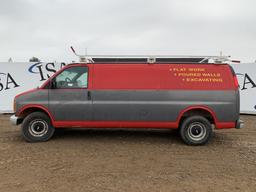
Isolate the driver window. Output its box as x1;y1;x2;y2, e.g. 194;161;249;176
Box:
54;66;88;89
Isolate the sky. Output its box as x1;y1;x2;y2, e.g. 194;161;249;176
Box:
0;0;256;63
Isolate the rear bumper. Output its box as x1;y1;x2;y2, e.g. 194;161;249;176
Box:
235;119;244;129
10;115;21;126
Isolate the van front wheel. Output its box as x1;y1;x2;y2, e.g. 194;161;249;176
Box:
180;116;212;145
21;112;55;142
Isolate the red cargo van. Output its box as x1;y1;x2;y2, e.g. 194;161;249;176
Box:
10;56;243;145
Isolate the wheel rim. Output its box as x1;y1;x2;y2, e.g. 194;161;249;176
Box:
187;122;207;141
28;119;48;137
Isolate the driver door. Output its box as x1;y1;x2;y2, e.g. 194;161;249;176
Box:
48;66;92;121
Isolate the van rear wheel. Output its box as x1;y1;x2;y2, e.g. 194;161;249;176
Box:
21;112;55;142
180;116;212;145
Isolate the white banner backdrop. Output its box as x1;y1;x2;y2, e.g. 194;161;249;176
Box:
231;63;256;114
0;62;66;113
0;62;256;114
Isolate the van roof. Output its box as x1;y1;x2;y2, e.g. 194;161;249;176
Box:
89;57;206;63
70;55;233;64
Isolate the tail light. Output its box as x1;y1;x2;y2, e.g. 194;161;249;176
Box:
233;75;239;89
229;65;239;89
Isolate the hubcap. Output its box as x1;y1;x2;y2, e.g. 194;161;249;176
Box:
187;122;206;141
28;119;48;137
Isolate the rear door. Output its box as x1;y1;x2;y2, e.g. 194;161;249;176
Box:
48;66;92;121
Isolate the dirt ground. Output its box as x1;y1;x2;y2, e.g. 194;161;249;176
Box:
0;115;256;192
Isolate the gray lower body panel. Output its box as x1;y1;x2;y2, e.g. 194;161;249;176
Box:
16;89;239;123
91;90;239;122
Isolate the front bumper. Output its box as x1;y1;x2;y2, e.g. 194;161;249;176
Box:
235;119;244;129
10;115;21;126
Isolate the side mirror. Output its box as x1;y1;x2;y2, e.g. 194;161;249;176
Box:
50;80;57;89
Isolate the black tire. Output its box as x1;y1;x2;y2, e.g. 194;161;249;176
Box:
180;116;212;145
21;112;55;142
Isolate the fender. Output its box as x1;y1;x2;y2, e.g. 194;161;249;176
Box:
177;105;235;128
17;104;54;124
177;105;217;124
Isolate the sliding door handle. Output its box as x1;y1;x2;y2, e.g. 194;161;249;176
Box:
87;91;92;100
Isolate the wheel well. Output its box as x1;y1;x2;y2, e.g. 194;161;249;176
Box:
18;107;51;123
179;109;215;127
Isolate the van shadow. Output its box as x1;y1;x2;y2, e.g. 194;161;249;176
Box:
53;128;183;144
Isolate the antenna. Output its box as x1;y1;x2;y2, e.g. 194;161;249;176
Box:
70;46;77;55
70;46;94;63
